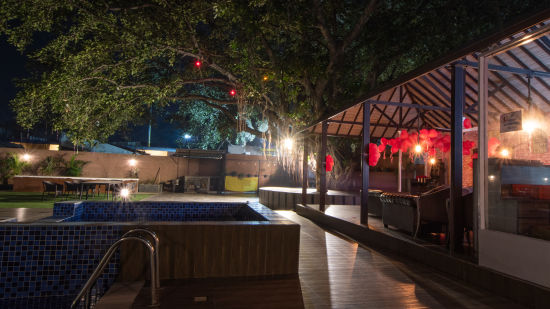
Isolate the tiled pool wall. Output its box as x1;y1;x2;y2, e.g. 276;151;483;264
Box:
0;224;121;302
54;201;267;222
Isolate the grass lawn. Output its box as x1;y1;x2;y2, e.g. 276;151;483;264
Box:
0;191;154;208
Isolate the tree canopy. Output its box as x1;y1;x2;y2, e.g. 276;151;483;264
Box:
0;0;545;147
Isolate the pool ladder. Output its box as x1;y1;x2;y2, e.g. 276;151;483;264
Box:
71;228;160;308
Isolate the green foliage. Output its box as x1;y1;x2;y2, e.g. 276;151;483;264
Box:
38;155;65;176
63;155;87;177
0;0;546;148
0;153;30;184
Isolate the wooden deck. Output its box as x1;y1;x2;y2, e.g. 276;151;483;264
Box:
132;211;524;308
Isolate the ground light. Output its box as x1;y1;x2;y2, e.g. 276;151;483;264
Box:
21;153;31;162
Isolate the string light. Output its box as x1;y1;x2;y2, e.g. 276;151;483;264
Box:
194;60;202;68
229;89;236;96
263;75;269;81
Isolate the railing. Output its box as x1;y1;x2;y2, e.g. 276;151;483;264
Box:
71;229;160;308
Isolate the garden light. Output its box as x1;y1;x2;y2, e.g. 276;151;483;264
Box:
128;158;137;167
120;188;130;199
21;153;31;162
283;138;294;151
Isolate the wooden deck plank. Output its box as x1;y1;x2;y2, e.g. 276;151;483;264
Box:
132;210;524;308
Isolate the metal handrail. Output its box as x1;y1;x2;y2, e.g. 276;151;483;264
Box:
71;236;159;308
122;228;160;288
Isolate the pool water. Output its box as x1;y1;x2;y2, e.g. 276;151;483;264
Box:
55;201;267;222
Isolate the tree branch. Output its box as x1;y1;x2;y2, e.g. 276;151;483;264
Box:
169;95;237;105
340;0;377;53
108;4;155;12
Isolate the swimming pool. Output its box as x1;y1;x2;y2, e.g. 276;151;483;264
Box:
0;201;299;308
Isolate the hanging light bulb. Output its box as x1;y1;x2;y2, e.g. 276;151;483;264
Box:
414;144;422;153
500;148;510;158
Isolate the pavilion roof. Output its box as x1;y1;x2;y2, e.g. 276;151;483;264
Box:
303;10;550;139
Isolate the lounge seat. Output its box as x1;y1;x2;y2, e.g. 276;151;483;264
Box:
368;189;384;217
381;186;450;237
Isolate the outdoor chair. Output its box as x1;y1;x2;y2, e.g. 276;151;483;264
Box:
64;181;81;199
42;181;63;201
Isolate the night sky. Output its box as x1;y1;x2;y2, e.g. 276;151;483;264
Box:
0;36;26;123
0;36;181;147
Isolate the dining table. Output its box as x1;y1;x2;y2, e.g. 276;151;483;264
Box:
79;180;123;200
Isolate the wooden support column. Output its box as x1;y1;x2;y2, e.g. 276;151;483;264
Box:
398;106;402;192
450;64;465;253
361;102;370;225
301;136;308;208
319;122;328;212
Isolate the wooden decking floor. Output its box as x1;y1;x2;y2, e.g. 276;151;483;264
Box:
133;211;523;308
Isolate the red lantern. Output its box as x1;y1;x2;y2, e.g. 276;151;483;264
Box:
325;155;334;172
368;143;381;166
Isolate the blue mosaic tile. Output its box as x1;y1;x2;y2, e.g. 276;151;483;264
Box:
0;225;122;300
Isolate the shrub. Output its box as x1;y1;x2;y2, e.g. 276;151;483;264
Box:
0;153;30;185
63;155;87;177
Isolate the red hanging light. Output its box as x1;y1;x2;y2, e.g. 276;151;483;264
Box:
229;89;236;96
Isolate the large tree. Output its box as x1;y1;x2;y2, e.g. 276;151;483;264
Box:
0;0;544;147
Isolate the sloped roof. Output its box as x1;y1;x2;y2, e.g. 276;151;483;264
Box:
304;10;550;139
